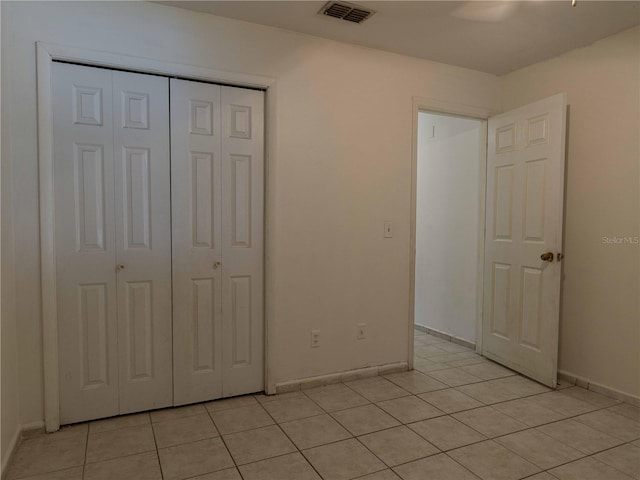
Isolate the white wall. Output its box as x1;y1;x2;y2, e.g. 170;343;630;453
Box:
415;113;483;343
502;26;640;399
1;1;22;468
2;1;502;426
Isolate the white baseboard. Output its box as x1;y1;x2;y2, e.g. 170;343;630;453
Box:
414;324;476;350
1;420;48;479
558;370;640;406
20;421;45;439
1;426;21;480
274;361;409;394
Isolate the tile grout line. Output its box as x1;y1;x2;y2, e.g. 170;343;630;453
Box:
253;399;327;480
147;413;165;480
81;427;89;480
205;405;245;479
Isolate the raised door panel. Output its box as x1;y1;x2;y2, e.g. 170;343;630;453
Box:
221;86;264;397
171;78;223;405
113;70;172;413
53;62;119;424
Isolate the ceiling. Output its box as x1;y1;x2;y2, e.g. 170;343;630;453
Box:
160;1;640;75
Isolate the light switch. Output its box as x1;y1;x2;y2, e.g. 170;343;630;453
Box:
384;221;393;238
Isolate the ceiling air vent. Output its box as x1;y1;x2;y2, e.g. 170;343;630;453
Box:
319;1;375;24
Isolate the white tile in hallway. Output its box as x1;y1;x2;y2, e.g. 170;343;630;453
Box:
383;371;447;394
358;425;438;467
223;425;296;465
238;452;321;480
279;414;351;450
427;367;483;387
209;404;274;434
152;413;218;448
8;467;84;480
376;394;444;423
260;395;323;423
393;453;480;480
549;456;635;480
448;440;540;480
494;429;584;469
573;409;640;442
409;415;486;451
345;377;411;402
303;384;369;412
86;424;156;464
418;388;483;413
491;397;565;427
456;381;522;404
526;391;597;417
83;451;162;480
358;470;402;480
157;437;234;480
607;403;640;422
191;468;242;480
331;404;400;436
536;419;624;454
460;362;516;381
593;443;640;479
303;438;386;480
453;406;529;437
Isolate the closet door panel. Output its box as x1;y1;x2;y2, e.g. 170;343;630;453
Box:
53;62;119;424
171;79;224;405
113;70;172;413
221;86;264;396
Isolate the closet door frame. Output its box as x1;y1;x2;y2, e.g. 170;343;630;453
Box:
37;42;277;432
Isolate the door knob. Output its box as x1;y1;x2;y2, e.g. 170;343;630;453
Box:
540;252;554;262
116;264;125;271
213;261;221;270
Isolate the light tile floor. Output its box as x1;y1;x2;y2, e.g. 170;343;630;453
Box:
6;330;640;480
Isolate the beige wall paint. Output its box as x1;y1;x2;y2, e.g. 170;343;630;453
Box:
502;26;640;398
2;1;501;426
1;1;22;468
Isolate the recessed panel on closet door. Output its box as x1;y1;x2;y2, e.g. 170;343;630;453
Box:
113;71;173;413
221;86;264;397
53;62;119;424
171;79;224;405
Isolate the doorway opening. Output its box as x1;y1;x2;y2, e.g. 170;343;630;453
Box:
413;111;486;360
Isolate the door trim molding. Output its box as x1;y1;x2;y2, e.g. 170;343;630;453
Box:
37;42;276;432
409;96;498;369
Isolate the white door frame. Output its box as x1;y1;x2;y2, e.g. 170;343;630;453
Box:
409;97;499;368
37;42;276;432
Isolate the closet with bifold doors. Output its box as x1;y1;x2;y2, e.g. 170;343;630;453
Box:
53;62;264;425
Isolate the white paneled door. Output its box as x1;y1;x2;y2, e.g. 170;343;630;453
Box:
54;62;172;423
112;70;173;414
171;79;264;404
54;64;264;423
483;94;567;388
54;63;119;424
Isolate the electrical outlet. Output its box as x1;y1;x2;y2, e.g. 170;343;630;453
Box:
357;323;367;340
384;221;393;238
311;330;320;348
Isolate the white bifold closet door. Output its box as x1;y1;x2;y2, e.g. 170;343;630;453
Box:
53;62;172;424
171;79;264;405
